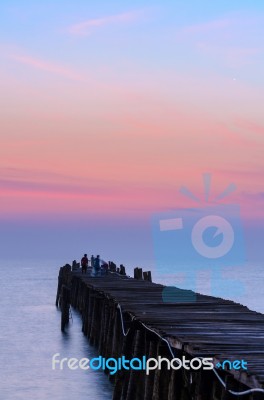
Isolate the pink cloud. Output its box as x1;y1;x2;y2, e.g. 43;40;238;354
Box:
182;18;232;34
177;14;263;67
232;118;264;138
196;42;261;66
8;53;84;81
68;11;143;36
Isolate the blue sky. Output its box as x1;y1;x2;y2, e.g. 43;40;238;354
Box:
0;0;264;267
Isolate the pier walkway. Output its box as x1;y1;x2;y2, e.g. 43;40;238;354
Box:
57;264;264;400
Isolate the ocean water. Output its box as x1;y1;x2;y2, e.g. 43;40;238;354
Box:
0;259;263;400
0;260;113;400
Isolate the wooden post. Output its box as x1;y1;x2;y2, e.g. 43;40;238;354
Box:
55;267;62;307
110;262;117;272
61;284;71;332
144;339;158;400
126;329;146;400
134;267;143;279
143;271;152;282
168;367;183;400
120;264;126;275
152;341;172;400
147;271;152;282
195;370;215;400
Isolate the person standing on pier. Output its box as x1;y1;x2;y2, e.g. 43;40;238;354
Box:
93;255;101;276
91;255;95;269
81;254;88;274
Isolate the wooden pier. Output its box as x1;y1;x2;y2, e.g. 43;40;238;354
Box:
56;263;264;400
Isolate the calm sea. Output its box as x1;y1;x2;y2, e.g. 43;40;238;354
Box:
0;260;113;400
0;259;263;399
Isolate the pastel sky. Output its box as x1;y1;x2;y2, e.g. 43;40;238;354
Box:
0;1;264;262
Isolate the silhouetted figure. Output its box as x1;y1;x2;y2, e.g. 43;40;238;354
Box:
91;255;95;269
101;262;108;275
95;255;100;271
81;254;88;274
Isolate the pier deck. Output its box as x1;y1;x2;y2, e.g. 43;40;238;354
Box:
57;265;264;400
